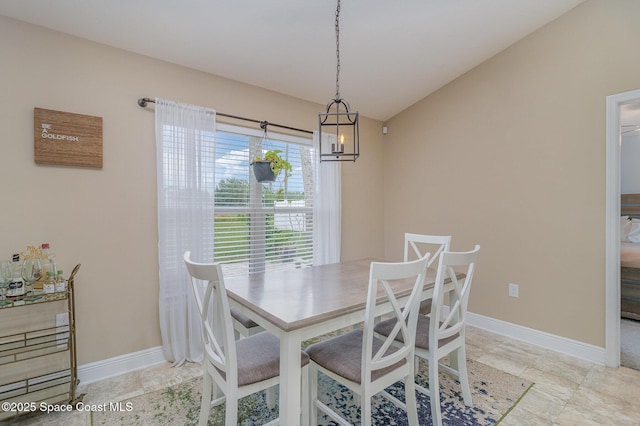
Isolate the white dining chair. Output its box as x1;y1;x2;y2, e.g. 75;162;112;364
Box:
184;251;309;426
305;254;430;426
375;245;480;426
404;233;451;315
229;308;277;409
227;276;272;407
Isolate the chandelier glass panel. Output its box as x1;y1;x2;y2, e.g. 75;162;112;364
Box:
318;0;360;162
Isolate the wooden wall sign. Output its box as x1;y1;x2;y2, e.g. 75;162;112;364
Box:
34;107;103;168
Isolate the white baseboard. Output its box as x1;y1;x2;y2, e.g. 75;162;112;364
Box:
467;311;606;365
77;346;167;385
76;313;607;386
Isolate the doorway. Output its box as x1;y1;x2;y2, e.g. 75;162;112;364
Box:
619;101;640;369
605;89;640;367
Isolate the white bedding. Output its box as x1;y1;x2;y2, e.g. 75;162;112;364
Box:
621;242;640;269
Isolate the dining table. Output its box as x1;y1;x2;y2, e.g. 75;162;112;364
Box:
223;258;457;426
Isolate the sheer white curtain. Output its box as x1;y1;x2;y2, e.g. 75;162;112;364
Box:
155;98;216;365
313;131;341;265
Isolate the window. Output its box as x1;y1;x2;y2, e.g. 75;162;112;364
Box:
155;100;329;363
214;124;314;276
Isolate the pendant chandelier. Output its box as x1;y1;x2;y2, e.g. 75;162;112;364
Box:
318;0;359;162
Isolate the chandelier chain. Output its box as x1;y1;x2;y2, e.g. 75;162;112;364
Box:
318;0;359;162
335;0;341;100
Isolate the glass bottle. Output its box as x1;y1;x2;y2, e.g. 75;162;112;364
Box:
44;271;56;294
8;253;24;297
55;270;66;293
40;243;57;286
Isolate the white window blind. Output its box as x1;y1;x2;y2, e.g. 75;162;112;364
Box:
214;124;314;276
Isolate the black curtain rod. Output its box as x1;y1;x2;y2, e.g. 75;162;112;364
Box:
137;98;313;135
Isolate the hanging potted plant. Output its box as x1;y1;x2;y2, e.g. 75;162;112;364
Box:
251;149;293;183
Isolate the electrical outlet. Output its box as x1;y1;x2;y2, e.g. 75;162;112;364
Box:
508;283;519;298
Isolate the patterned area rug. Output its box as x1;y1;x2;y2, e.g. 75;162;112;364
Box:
93;358;532;425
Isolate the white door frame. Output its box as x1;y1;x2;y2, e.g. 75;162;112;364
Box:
605;88;640;367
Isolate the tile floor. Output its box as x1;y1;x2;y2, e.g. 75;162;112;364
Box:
6;326;640;425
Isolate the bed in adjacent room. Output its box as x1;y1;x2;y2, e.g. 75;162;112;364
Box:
621;194;640;320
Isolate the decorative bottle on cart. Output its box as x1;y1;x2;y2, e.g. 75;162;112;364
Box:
44;271;56;294
39;243;56;290
55;270;66;293
8;254;24;297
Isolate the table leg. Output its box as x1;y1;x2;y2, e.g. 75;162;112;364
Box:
279;331;302;426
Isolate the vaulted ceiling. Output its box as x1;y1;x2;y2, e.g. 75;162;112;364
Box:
0;0;584;121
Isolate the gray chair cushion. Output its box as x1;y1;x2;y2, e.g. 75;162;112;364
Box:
373;314;459;350
231;308;259;329
419;299;432;315
305;329;405;384
217;331;309;386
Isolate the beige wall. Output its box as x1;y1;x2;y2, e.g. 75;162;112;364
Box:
0;15;385;364
385;0;640;347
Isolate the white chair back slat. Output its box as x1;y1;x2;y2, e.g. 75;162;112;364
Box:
363;254;430;379
404;233;451;269
431;246;480;345
184;252;237;380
